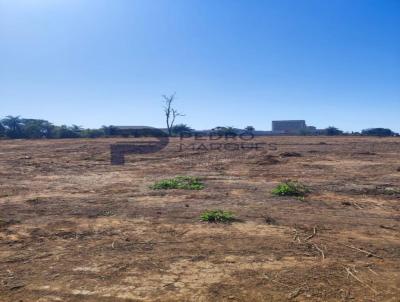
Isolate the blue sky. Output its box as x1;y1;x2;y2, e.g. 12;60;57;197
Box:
0;0;399;132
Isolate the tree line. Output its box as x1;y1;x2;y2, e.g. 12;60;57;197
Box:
0;116;398;139
323;126;398;137
0;116;108;139
0;115;194;139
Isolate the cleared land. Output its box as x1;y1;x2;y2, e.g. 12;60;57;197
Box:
0;136;399;301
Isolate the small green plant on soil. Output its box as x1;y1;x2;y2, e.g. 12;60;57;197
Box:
200;210;235;223
383;187;400;195
272;180;310;197
151;176;204;190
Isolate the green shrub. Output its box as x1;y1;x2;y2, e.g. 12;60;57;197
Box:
361;128;396;137
200;210;235;223
151;176;204;190
272;181;309;197
383;187;400;195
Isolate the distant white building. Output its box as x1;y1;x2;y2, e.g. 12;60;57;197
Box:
272;120;319;134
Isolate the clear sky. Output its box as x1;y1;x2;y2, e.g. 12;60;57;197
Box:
0;0;399;132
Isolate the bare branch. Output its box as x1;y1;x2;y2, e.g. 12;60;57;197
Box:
162;93;182;136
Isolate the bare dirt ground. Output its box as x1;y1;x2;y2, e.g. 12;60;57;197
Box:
0;136;399;302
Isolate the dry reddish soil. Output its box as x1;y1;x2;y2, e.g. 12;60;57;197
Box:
0;136;399;302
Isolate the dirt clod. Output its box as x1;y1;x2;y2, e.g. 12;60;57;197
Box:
280;152;302;157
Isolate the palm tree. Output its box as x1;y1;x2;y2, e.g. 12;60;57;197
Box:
2;116;22;131
245;126;255;133
325;126;343;136
171;124;193;136
70;125;83;134
1;116;23;138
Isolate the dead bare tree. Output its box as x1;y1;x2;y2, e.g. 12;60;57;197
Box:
163;93;184;136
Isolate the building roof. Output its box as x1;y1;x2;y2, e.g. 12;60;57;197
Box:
272;120;306;123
